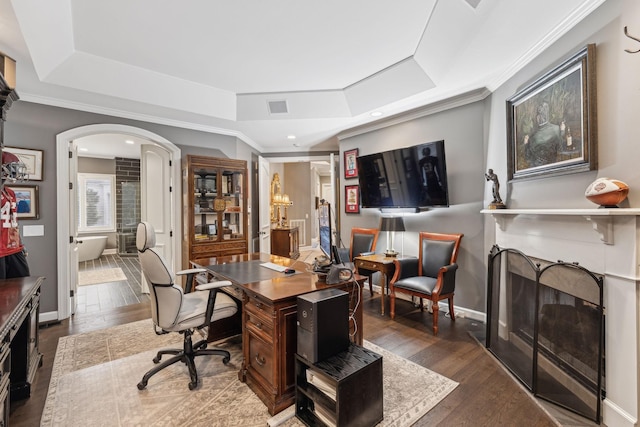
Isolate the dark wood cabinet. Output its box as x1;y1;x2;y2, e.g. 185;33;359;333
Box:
271;227;300;259
182;155;248;268
295;344;383;427
0;277;43;427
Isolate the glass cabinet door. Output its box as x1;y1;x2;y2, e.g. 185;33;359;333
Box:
193;168;219;241
221;169;244;241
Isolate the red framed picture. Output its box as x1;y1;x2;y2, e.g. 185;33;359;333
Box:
344;148;359;179
345;185;360;213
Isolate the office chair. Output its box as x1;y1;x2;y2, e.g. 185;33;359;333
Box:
337;227;379;295
389;232;463;335
135;221;238;390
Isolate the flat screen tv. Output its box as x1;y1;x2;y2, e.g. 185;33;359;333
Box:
356;140;450;209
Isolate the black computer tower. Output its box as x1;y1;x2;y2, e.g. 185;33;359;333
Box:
297;288;349;363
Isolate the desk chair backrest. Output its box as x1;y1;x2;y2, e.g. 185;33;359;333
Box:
419;232;462;293
136;221;182;330
348;227;379;261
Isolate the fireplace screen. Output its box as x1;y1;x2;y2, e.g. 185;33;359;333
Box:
486;246;604;423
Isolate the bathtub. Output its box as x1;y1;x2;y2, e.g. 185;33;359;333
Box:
77;235;108;262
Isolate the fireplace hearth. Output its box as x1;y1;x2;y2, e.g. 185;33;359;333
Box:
486;245;604;423
482;208;640;427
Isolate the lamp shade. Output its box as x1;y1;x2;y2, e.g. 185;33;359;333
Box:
379;217;405;232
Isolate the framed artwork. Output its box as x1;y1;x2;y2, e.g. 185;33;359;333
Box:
344;148;359;179
507;44;597;181
7;185;39;219
3;147;44;181
345;185;360;213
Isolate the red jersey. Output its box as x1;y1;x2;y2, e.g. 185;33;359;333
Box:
0;187;23;257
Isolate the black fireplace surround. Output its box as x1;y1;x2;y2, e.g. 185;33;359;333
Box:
486;245;605;423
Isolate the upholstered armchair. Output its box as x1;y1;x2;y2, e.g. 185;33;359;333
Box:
135;221;238;390
389;232;463;335
337;227;379;295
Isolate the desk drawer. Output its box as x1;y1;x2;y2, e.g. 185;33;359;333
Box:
247;331;275;388
356;260;382;271
245;294;274;320
246;310;273;341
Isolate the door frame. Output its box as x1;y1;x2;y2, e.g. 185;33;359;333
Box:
55;124;181;320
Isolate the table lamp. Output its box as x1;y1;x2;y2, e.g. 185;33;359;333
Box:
380;217;405;257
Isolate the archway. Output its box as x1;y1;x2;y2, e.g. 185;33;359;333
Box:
55;124;181;320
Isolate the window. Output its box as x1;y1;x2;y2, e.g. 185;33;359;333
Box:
78;173;116;232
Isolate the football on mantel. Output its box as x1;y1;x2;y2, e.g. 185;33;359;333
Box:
585;177;629;207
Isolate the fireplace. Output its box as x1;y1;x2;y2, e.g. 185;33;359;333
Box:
486;246;604;422
483;208;640;427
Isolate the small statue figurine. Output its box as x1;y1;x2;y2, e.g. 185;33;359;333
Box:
485;168;506;209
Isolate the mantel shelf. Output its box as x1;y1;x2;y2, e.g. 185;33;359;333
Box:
480;208;640;216
480;208;640;244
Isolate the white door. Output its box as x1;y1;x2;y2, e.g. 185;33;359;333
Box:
259;156;271;253
141;144;173;291
68;141;79;314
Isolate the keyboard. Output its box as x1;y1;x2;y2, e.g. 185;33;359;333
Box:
260;262;287;272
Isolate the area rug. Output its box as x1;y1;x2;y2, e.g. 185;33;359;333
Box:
41;319;458;427
77;267;127;286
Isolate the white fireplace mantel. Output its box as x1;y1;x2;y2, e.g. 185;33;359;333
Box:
481;208;640;245
482;207;640;426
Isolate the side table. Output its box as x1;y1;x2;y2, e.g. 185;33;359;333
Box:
354;253;411;315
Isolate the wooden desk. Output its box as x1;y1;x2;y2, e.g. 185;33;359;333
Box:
193;253;364;415
354;253;412;315
0;276;43;426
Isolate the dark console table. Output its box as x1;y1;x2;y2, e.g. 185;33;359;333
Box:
295;344;383;427
0;276;43;426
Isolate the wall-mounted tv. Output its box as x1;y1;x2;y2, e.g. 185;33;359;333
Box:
356;140;449;209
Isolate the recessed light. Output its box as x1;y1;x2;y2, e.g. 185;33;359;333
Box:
125;140;135;144
370;111;383;117
79;147;89;152
287;135;296;140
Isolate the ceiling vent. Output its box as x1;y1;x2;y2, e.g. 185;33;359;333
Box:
464;0;482;9
268;100;289;114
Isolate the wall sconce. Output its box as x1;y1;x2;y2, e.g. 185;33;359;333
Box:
379;216;405;257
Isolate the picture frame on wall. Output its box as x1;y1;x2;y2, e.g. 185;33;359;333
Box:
344;148;359;179
7;185;39;219
3;147;44;181
506;44;597;181
345;185;360;213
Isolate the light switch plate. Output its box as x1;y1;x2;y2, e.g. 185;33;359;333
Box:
22;225;44;237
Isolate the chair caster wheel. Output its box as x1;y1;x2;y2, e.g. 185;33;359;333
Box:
153;356;161;364
137;381;147;390
188;381;197;390
223;356;230;364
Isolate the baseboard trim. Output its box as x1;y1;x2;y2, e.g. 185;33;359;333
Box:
369;283;486;323
39;311;60;323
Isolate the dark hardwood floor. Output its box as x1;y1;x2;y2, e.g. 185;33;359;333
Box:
77;251;149;313
11;282;595;426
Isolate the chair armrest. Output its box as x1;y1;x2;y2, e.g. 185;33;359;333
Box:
176;268;207;276
435;263;459;295
176;268;208;293
195;280;232;291
391;258;419;283
199;280;233;326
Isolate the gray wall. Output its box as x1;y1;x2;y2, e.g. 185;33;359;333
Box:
339;101;486;314
4;101;256;314
284;162;312;246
